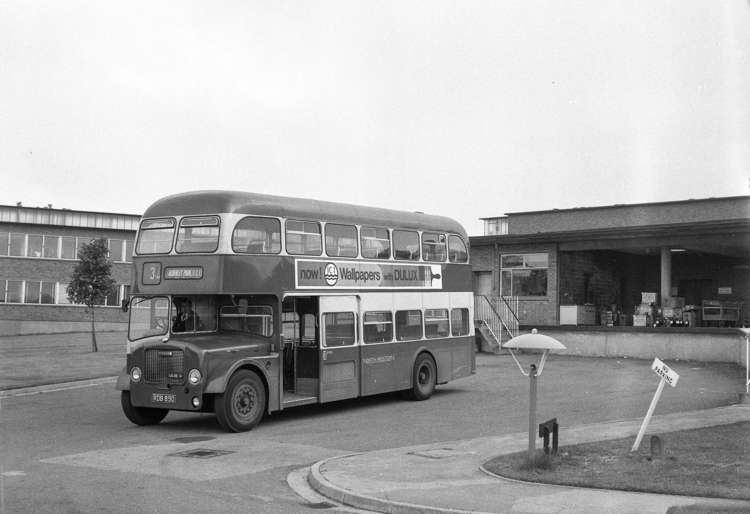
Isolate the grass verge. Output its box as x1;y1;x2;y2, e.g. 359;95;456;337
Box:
483;422;750;500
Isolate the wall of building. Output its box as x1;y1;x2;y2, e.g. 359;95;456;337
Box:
1;218;135;336
540;327;748;367
471;242;559;325
507;196;750;235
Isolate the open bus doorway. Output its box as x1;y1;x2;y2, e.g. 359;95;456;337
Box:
282;296;320;406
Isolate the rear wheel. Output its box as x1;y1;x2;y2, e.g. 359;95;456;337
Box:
120;391;168;426
215;370;266;432
409;353;437;401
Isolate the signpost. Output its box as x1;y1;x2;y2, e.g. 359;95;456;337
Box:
631;358;680;452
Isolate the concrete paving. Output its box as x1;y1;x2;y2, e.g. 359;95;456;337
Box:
307;404;750;513
4;331;750;513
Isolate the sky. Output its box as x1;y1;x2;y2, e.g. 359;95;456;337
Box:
1;1;749;235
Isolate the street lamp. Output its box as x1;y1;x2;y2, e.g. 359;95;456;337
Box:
503;329;566;468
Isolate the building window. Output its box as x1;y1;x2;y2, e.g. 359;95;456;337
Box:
501;253;549;297
27;235;43;257
43;235;59;258
124;240;134;262
61;236;77;260
9;233;25;256
6;280;23;303
0;232;8;256
325;224;358;258
109;239;124;262
0;280;6;302
40;282;56;304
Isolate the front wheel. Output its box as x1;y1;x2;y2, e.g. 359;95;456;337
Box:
408;353;437;401
121;391;168;426
215;370;266;432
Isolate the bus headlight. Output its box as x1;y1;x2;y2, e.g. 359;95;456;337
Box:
130;366;142;383
188;369;202;385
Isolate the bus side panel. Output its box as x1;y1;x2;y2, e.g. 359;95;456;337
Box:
361;342;410;396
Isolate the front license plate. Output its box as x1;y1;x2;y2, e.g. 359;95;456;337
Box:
151;393;177;404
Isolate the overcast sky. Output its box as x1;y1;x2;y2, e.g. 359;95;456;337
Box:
1;1;749;235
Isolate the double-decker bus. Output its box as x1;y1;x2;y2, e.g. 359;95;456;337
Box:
118;191;475;432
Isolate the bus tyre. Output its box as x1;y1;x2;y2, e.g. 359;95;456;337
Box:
120;391;168;426
409;353;437;401
215;370;266;432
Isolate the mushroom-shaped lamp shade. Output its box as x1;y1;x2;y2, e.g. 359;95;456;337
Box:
502;329;566;376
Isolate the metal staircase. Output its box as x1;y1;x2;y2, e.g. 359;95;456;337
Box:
474;295;519;353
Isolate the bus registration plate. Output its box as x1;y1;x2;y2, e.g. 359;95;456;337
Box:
151;393;177;404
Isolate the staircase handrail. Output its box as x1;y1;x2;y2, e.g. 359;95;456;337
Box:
477;294;518;341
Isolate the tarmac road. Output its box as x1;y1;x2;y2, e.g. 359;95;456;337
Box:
0;331;747;513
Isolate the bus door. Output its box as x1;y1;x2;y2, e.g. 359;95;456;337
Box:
319;295;360;403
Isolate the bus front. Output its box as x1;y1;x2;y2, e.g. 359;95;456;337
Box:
117;214;280;432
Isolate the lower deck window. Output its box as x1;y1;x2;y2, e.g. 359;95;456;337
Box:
324;312;355;347
220;305;274;337
396;310;422;341
451;308;470;336
363;311;393;343
424;309;449;338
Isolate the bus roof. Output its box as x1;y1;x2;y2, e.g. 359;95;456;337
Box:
143;190;468;238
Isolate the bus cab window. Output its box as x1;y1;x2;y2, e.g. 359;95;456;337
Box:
172;296;216;333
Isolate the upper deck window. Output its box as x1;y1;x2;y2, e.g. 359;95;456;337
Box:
286;220;322;256
448;235;468;263
393;230;420;261
421;232;447;262
325;224;358;258
360;227;390;259
176;216;220;254
232;217;281;254
136;218;175;255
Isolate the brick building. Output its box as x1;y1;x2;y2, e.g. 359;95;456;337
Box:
0;204;139;335
471;195;750;329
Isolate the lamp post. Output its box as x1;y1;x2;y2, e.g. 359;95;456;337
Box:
503;329;566;468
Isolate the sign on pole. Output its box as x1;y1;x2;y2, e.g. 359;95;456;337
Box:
631;358;680;452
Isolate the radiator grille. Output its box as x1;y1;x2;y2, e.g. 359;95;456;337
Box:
144;349;184;384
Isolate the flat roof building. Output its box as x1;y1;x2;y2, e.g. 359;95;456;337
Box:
0;204;140;336
471;195;750;333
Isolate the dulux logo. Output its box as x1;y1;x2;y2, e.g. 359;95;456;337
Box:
324;262;339;286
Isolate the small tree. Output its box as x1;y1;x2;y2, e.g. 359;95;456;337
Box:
67;238;116;352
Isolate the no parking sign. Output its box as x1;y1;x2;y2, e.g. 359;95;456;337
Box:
631;358;681;452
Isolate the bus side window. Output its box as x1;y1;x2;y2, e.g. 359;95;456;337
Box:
393;230;420;261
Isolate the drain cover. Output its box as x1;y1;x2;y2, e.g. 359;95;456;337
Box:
172;436;215;444
169;448;235;459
